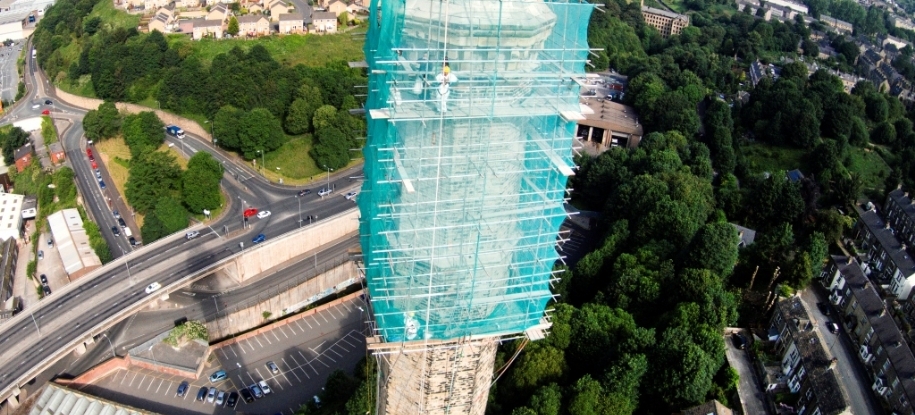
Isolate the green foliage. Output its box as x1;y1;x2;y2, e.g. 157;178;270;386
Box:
506;344;566;396
164;320;209;346
125;151;182;213
40;116;57;144
528;384;562;415
155;197;188;235
238;108;285;159
83;218;113;264
83;101;121;141
262;310;272;319
3;127;30;165
311;127;351;170
182;152;223;212
123;111;165;158
140;210;166;242
26;259;36;278
227;16;239;35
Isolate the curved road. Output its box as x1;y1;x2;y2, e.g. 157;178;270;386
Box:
0;42;365;405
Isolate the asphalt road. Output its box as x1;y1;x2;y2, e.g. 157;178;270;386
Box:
0;41;21;103
0;40;366;404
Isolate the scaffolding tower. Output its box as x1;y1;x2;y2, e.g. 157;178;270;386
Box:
358;0;595;412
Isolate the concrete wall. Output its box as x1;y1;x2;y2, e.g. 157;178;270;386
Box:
224;209;360;282
53;88;213;140
207;261;361;340
54;356;129;389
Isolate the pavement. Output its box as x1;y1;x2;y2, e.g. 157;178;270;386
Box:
79;295;368;415
797;287;884;415
35;232;67;296
724;331;770;415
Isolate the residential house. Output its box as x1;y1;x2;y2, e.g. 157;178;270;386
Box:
176;0;201;8
822;255;915;415
278;12;304;33
749;59;781;87
143;0;169;11
269;0;289;21
312;11;337;33
248;3;264;13
13;143;32;173
191;19;224;40
821;15;854;34
763;0;807;14
855;204;915;298
731;224;756;248
680;400;733;415
885;35;911;51
640;5;689;38
346;2;366;15
148;11;172;33
890;14;915;32
769;296;850;415
48;143;64;165
237;14;270;36
206;3;230;22
576;100;643;151
885;188;915;247
0;193;24;241
786;169;804;183
326;0;347;16
155;6;174;19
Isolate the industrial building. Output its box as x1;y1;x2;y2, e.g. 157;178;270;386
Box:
358;0;595;413
47;209;101;281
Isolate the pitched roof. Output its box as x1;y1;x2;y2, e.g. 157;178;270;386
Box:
279;12;303;21
834;255;915;413
192;18;223;28
210;3;229;13
236;15;266;23
858;207;915;276
313;11;336;20
13;143;31;161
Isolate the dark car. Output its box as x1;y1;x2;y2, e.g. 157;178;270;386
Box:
816;302;831;316
827;322;840;334
253;234;266;244
99;180;105;189
176;381;189;397
42;284;51;295
44;99;52;105
196;386;208;401
731;333;747;350
129;236;138;246
298;189;311;196
113;210;120;219
111;226;120;236
248;383;263;399
239;388;255;403
226;391;239;408
118;218;126;228
39;274;47;284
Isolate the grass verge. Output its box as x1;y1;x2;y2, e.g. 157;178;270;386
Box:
168;32;365;68
94;137;144;226
741;141;807;176
847;146;890;192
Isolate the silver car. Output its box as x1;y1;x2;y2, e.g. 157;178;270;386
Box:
186;231;199;240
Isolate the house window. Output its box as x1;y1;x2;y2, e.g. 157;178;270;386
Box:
883;359;891;371
851;299;858;309
867;327;875;342
893;377;900;389
877;345;884;356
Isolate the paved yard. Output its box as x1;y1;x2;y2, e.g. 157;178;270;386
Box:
724;331;770;415
80;296;368;414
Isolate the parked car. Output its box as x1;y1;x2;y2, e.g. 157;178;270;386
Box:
253;234;266;244
313;395;322;408
816;302;831;316
176;381;189;397
186;231;199;240
258;380;271;395
111;226;120;236
226;391;239;408
240;388;255;403
112;209;120;219
118;217;126;228
827;322;840;334
266;361;279;374
209;370;228;383
37;250;43;260
39;274;47;284
196;386;208;401
215;390;226;406
249;383;264;399
206;387;217;403
731;333;747;350
42;285;51;295
47;238;52;247
129;236;138;246
98;180;105;189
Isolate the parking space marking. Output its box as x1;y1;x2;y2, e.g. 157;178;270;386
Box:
279;325;290;338
281;358;303;382
279;369;294;386
254;367;266;381
263;333;272;345
320;312;329;323
146;376;155;391
339;337;356;348
255;336;265;347
163;381;172;396
273;329;281;342
295;319;306;331
229;345;238;357
128;372;139;387
320;353;337;363
303;318;313;329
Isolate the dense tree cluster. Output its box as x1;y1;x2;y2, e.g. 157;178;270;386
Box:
2;127;30;165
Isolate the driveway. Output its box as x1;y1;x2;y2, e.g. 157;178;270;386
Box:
797;288;883;415
724;331;770;415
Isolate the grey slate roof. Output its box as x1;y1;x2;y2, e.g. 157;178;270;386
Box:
835;255;915;413
279;12;303;21
859;207;915;275
312;11;336;20
775;297;849;415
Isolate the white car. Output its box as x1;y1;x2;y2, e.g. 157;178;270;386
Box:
185;231;199;240
145;282;161;294
344;191;358;200
256;210;271;219
258;380;271;395
318;188;332;197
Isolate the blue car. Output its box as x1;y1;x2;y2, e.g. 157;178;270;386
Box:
252;234;266;244
209;370;227;383
99;180;106;189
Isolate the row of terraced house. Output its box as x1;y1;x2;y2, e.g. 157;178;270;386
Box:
776;186;915;415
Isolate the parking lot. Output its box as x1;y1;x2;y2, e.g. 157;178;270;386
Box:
81;295;368;414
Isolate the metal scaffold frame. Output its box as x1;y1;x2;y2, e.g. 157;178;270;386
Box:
359;0;594;345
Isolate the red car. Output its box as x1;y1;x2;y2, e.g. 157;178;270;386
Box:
91;161;98;169
243;208;258;218
41;109;49;115
86;148;93;158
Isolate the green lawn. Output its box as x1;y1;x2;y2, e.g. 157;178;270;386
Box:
741;142;807;176
90;0;141;31
58;75;97;98
263;135;320;180
168;32;366;68
846;146;890;192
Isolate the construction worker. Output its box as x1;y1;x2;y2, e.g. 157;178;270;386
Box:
435;65;457;113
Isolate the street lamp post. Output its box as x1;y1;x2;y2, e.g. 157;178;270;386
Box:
123;249;133;286
297;195;302;227
101;333;116;358
324;165;333;195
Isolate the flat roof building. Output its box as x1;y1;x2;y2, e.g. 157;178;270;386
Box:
47;209;101;281
576;99;643;153
0;193;24;241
